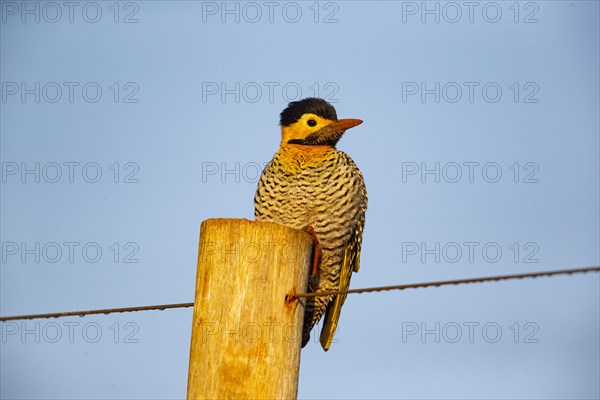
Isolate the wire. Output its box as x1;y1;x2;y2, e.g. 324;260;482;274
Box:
0;303;194;322
295;266;600;298
1;266;598;322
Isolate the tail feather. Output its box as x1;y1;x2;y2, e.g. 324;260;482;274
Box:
319;243;355;350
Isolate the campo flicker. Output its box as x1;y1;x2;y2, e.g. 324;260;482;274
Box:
254;97;367;351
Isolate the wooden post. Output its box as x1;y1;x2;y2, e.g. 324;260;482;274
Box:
187;218;312;400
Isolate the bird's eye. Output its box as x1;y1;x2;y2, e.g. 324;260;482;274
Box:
307;119;317;127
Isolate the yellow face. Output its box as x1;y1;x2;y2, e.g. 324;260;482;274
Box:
280;113;336;146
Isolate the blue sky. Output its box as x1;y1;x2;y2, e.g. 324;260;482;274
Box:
1;1;599;399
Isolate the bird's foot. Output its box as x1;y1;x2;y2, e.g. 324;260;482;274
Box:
303;225;321;277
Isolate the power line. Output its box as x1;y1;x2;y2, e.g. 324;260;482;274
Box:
1;266;598;322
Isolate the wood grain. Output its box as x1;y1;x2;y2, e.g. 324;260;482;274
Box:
187;218;312;399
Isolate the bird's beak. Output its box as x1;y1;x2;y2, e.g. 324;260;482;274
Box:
328;119;363;132
296;118;363;146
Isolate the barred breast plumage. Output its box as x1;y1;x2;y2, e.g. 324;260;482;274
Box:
254;98;367;351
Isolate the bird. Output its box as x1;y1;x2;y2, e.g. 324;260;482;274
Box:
254;97;367;351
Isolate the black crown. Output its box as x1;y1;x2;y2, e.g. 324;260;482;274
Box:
279;98;337;126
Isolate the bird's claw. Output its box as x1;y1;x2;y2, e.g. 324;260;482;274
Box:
303;225;321;277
